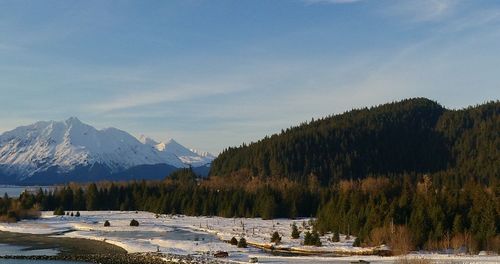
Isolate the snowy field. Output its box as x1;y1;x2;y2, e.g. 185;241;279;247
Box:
0;211;498;263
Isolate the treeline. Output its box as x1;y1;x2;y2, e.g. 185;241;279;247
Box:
316;175;499;254
210;98;499;186
19;169;319;220
15;169;499;253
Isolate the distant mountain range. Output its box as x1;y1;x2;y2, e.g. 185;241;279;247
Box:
138;135;215;167
0;117;215;185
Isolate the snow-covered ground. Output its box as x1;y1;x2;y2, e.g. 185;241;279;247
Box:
0;211;498;263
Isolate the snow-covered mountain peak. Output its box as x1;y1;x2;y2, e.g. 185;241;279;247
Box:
0;118;188;180
162;138;186;152
191;149;216;159
156;138;215;167
136;136;216;167
138;135;159;146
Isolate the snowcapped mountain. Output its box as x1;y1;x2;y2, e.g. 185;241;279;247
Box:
190;149;216;161
138;136;215;167
0;118;213;184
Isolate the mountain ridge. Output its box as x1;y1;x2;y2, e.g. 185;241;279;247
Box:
138;136;215;167
0;117;215;184
210;98;499;185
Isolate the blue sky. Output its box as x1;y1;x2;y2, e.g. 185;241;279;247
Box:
0;0;499;153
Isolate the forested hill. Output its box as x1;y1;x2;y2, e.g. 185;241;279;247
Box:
210;98;499;185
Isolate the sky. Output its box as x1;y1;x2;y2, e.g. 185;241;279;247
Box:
0;0;499;154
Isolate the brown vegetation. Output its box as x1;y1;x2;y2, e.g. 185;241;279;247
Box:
368;224;414;255
360;177;391;195
0;199;40;223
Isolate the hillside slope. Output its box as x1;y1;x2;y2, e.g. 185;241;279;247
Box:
210;98;499;185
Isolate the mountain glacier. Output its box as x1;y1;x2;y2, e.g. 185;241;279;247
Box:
0;117;214;183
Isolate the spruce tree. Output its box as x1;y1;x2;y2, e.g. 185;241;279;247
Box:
353;237;361;247
312;231;322;247
332;229;340;242
304;231;312;245
271;231;281;244
86;183;99;210
291;223;300;239
53;207;65;216
237;237;247;248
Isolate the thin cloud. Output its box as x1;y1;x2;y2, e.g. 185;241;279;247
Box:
443;9;500;33
88;83;245;112
385;0;459;22
86;62;306;113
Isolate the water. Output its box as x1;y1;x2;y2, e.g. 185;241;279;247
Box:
0;244;87;264
0;244;59;256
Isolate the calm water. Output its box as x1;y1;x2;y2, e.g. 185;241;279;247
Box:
0;244;87;264
0;244;59;256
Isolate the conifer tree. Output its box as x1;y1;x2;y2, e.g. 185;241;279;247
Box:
53;207;65;216
237;237;247;248
291;223;300;239
271;231;281;244
332;229;340;242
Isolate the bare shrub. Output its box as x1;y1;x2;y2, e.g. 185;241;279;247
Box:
451;233;466;253
368;224;413;255
487;235;500;253
15;207;40;220
391;225;414;255
369;225;390;246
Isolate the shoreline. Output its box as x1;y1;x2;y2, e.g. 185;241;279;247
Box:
0;231;224;264
0;231;160;263
0;231;127;255
0;253;168;264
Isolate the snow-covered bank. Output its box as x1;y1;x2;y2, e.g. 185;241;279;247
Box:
0;211;498;263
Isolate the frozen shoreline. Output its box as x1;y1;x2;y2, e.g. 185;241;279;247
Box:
0;211;498;263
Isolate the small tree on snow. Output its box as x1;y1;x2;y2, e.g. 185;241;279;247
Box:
291;223;300;239
271;231;281;244
237;237;247;248
53;207;65;216
304;231;322;246
332;229;340;242
304;231;312;245
353;237;361;247
130;219;139;226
